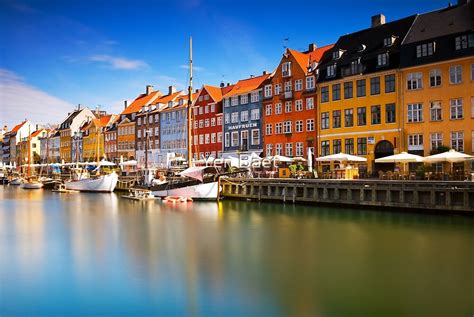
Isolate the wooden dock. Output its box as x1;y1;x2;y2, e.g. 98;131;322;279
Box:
220;178;474;213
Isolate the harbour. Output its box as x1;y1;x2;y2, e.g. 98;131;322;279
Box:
1;185;473;316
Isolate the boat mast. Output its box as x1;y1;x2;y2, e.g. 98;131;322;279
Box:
187;36;193;167
27;124;31;177
145;112;148;170
96;116;100;173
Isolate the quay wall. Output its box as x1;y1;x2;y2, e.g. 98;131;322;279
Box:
220;178;474;213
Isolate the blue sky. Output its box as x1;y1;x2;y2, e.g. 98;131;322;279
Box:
0;0;450;128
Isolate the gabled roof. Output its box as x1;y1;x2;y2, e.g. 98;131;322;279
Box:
154;91;183;105
31;128;48;138
220;84;235;96
121;90;162;115
223;73;270;97
202;85;223;103
306;44;335;63
11;121;27;133
93;114;114;128
403;2;473;45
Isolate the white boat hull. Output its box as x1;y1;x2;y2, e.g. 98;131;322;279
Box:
65;172;118;192
20;182;44;189
10;178;23;186
153;181;219;200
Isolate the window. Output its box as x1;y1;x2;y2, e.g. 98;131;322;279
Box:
385;74;395;93
210;104;215;112
283;121;292;134
449;65;462;84
344;108;353;127
295;120;303;132
251;129;260;145
332;50;341;59
231;131;239;147
307;119;314;131
416;42;435;58
241;94;248;104
224;98;230;107
370;77;380;95
321;141;330;156
205;105;209;114
385;104;396;123
205;134;210;144
451;132;464;152
217;132;222;143
429;69;442;87
285;143;293;156
330;110;340;128
211;118;216;126
250;92;259;103
284;81;292;92
327;65;336;77
333;139;341;154
264;85;272;98
377;53;389;67
266;104;272;116
407;73;423;90
241;130;248;149
285;101;292;113
430;133;443;151
450;98;463;119
407;103;423;123
149;115;153;124
332;84;341;101
357;138;367;155
321;112;329;129
217;117;222;126
266;124;273;135
295;100;303;111
371;105;381;124
295;80;302;91
275;103;282;114
455;34;474;50
266;144;273;157
321;86;329;102
275;143;283;155
344;82;353;99
228;112;237;123
240;111;248;122
251;109;260;121
306;98;314;110
275;84;281;95
306;76;315;90
344;139;354;155
384;36;395;46
296;142;304;157
231;96;238;106
357;107;366;126
137;118;142;125
430;101;442;121
408;134;424;151
282;61;291;77
356;79;366;97
275;123;283;134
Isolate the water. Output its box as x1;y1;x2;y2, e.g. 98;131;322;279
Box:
0;186;473;317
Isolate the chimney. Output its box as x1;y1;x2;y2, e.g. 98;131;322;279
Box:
308;43;317;51
371;14;385;28
36;124;39;131
123;100;128;110
168;85;176;95
227;83;230;87
220;82;225;88
262;70;267;75
146;85;154;95
77;104;81;111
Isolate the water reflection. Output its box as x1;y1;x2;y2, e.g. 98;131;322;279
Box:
0;186;473;316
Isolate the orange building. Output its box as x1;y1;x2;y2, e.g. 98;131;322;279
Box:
263;44;333;158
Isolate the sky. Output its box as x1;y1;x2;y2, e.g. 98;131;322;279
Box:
0;0;451;129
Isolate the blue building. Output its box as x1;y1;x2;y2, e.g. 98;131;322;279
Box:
222;73;270;156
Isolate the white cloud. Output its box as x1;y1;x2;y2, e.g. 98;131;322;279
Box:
0;69;74;128
89;55;148;70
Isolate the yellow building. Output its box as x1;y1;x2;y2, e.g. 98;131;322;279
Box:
316;14;416;175
399;2;473;169
82;115;114;162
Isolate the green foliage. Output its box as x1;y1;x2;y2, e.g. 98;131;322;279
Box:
430;145;450;155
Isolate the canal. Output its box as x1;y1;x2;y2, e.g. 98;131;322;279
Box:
0;186;473;316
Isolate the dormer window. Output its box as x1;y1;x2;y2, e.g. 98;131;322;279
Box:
332;50;343;60
327;64;336;78
168;101;173;108
282;62;291;77
455;33;474;50
377;53;389;67
416;42;435;58
357;44;366;52
383;36;396;47
179;99;184;106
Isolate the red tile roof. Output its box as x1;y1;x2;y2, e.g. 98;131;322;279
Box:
306;44;335;63
93;114;113;128
223;74;270;97
202;85;223;102
154;91;183;105
288;44;335;75
31;129;48;137
11;121;26;133
221;84;235;96
121;91;161;115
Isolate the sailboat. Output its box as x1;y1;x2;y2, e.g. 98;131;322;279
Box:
21;125;44;189
151;37;219;200
64;120;118;192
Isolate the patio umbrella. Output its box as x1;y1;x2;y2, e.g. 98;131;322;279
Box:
99;160;116;166
292;157;307;162
267;155;292;162
424;149;473;163
316;152;367;162
375;152;424;163
307;147;313;173
120;160;137;166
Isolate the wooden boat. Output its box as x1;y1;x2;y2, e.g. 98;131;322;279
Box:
20;179;44;189
122;188;156;201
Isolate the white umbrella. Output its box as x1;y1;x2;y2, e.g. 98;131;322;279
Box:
424;149;473;163
267;155;292;162
375;152;424;163
99;160;116;166
120;160;137;166
307;148;313;173
316;152;367;162
292;157;307;162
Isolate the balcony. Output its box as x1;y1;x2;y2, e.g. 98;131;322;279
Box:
282;70;291;78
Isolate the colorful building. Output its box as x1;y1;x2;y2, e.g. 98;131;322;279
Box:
191;84;233;159
222;73;271;156
6;120;36;166
18;127;48;166
104;118;119;162
263;44;333;159
316;14;416;175
399;1;474;164
82;115;115;162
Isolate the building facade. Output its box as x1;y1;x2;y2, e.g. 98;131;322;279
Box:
316;14;416;175
222;73;270;155
263;44;333;159
104;120;118;162
400;1;474;160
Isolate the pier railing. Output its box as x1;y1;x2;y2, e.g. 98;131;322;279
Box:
220;178;474;213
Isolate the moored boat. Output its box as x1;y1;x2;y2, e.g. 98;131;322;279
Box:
65;171;118;192
20;180;44;189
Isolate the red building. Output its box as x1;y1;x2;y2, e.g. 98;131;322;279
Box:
263;43;333;159
191;84;233;159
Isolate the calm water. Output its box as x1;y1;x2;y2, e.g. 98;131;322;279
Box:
0;186;473;317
